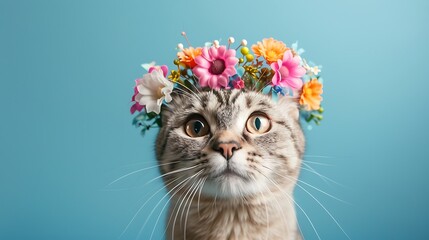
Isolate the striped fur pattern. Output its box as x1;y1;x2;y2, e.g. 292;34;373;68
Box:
156;89;305;240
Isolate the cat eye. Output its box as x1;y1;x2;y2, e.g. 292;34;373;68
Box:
246;113;271;134
185;115;210;138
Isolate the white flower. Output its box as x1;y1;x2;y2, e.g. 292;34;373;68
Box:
302;59;322;76
310;66;321;75
134;69;173;114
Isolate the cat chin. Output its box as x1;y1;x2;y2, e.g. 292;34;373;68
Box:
200;176;268;199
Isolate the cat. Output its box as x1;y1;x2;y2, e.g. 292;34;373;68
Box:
155;88;305;240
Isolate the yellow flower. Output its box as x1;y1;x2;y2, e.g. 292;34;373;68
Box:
177;47;202;68
300;79;323;110
243;65;258;78
168;70;180;83
251;38;288;64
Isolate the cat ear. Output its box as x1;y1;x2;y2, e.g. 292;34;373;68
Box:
277;95;300;121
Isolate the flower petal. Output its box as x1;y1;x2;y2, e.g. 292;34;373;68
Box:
145;99;161;114
209;47;219;59
217;46;226;58
139;75;161;95
224;66;236;76
225;57;238;66
202;47;212;61
270;62;279;71
272;71;281;86
218;75;228;87
160;65;168;77
225;49;236;58
208;75;218;89
138;94;156;106
162;87;173;103
134;93;143;102
197;72;210;87
290;56;301;66
193;66;210;79
282;50;293;61
285;77;303;90
289;66;306;78
195;56;211;69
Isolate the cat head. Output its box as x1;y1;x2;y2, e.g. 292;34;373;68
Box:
131;36;324;199
155;89;305;198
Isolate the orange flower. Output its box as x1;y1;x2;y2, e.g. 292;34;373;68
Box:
300;79;323;110
177;47;202;68
251;38;288;64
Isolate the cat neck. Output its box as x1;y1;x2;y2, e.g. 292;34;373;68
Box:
167;187;301;240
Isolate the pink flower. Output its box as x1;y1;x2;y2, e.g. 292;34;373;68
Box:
130;79;144;114
232;79;245;89
148;65;168;77
193;46;238;89
270;50;305;90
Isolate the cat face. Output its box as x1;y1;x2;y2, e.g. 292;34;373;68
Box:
156;89;305;198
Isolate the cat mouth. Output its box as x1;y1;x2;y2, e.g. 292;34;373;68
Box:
212;167;248;180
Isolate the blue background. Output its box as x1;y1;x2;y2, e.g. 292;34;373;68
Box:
1;0;428;239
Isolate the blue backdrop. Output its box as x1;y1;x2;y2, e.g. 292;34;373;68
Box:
1;0;428;239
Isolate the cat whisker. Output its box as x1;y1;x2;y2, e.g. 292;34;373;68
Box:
190;76;203;95
262;164;348;204
295;177;349;205
197;176;207;218
149;171;203;240
303;160;335;167
261;182;292;236
304;154;335;159
118;175;181;239
146;164;202;184
107;161;181;187
295;180;351;240
258;170;322;240
174;83;202;102
212;190;218;211
257;186;270;240
161;173;204;240
171;174;202;240
162;189;184;239
173;87;199;101
149;179;191;240
137;170;203;240
274;172;351;240
251;166;300;239
263;164;351;239
184;178;204;240
180;178;200;228
301;163;346;188
301;165;332;185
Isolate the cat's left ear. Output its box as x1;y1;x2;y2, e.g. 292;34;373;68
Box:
277;95;300;121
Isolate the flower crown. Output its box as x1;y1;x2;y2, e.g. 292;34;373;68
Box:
131;33;324;135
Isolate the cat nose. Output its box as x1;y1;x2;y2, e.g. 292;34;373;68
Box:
213;141;241;160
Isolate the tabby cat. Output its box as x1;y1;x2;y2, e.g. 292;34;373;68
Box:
156;89;305;240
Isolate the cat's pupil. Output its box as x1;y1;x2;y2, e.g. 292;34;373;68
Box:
255;117;261;130
193;121;203;134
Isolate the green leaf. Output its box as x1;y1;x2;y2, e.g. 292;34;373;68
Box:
146;112;158;120
155;117;162;127
140;128;146;136
132;112;147;127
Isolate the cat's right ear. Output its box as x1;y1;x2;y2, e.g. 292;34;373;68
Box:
277;95;300;121
159;90;183;127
